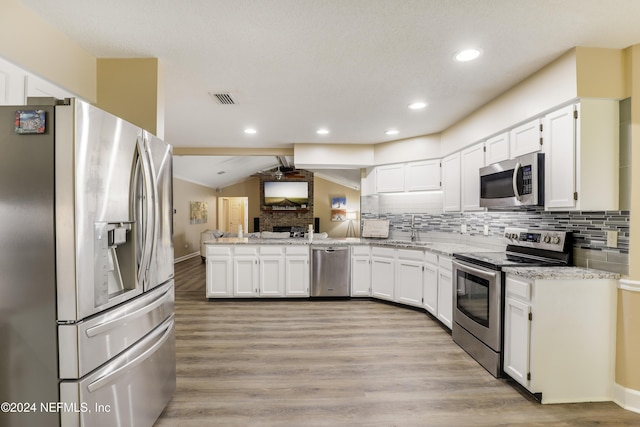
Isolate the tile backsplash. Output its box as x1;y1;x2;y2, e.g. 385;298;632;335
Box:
362;194;629;275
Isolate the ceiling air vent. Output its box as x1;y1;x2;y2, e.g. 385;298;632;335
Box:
209;92;235;105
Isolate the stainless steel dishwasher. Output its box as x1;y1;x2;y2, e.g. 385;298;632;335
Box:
311;246;350;297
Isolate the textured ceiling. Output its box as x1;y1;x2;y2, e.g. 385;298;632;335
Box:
17;0;640;188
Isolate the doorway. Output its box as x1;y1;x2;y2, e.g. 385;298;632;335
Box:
217;197;248;234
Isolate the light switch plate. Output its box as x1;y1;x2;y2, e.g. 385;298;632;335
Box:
461;223;467;233
607;230;618;248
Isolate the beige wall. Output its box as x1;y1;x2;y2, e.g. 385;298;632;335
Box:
616;44;640;391
173;178;217;260
0;0;96;102
313;176;361;237
97;58;163;136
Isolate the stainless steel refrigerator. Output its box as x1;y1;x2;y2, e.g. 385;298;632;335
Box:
0;98;176;426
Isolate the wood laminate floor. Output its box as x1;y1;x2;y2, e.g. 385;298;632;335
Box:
155;256;640;426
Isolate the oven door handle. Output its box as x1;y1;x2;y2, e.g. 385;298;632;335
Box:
453;260;497;282
512;162;522;201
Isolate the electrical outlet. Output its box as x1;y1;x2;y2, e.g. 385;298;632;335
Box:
483;224;489;236
461;223;467;234
606;231;618;248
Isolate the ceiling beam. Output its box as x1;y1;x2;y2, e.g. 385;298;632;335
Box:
173;147;294;156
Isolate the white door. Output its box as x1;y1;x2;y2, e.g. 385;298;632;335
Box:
371;257;395;301
503;296;532;388
437;269;453;329
543;104;576;210
351;256;371;297
485;132;510;164
442;153;461;212
285;256;309;297
233;256;258;297
461;143;485;211
405;160;440;191
510;119;541;157
376;164;405;193
206;256;233;297
422;262;438;316
396;259;424;307
259;256;285;297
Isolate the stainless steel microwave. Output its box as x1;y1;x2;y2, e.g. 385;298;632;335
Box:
479;152;544;208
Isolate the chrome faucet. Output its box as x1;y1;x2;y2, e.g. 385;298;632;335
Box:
410;214;417;242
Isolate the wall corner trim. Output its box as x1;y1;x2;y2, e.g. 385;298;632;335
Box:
619;278;640;292
614;382;640;414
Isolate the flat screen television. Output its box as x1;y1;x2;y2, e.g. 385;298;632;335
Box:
264;181;308;208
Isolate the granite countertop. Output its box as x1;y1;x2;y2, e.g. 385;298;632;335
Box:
205;237;495;257
502;266;621;280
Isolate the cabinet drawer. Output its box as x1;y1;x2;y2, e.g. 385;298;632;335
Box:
260;246;284;255
351;245;370;256
424;251;438;265
285;246;309;255
206;246;231;257
234;246;258;256
371;247;396;258
505;275;531;302
397;248;424;261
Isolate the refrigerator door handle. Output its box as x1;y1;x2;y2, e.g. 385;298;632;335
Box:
87;316;174;393
133;138;155;288
85;285;172;338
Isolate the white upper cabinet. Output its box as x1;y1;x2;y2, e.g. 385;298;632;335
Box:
375;160;440;193
0;57;26;105
376;164;405;193
361;167;376;196
543;100;619;211
405;159;441;191
0;57;76;106
25;74;74;100
442;152;461;212
543;104;576;210
485;132;510;164
461;142;485;211
510;118;542;157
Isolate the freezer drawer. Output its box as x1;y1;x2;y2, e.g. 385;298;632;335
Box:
58;280;174;379
311;246;350;297
60;315;176;427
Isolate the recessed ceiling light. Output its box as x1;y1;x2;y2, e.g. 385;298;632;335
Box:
385;129;399;135
454;48;482;62
316;129;330;135
408;102;427;110
244;128;257;134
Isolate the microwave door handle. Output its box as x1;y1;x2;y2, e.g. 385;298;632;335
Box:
512;162;522;201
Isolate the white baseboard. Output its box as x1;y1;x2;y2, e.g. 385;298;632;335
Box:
174;251;201;263
614;383;640;414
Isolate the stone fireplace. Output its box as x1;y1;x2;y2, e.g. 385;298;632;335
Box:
258;170;314;231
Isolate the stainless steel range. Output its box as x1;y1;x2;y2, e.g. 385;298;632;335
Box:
452;228;572;377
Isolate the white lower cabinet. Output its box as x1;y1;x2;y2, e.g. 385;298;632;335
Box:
206;245;309;298
285;246;310;297
206;246;233;297
436;256;453;329
371;247;396;301
258;247;285;297
351;246;371;297
233;246;260;297
422;252;439;316
395;249;424;308
503;274;616;403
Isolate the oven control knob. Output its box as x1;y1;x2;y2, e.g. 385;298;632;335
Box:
543;235;551;243
552;236;561;245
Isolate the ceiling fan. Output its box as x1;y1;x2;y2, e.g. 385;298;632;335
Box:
252;156;305;180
